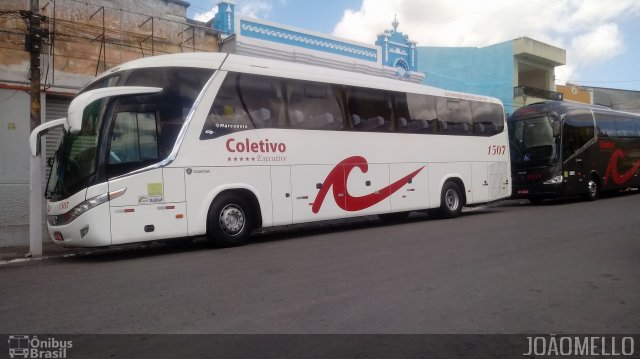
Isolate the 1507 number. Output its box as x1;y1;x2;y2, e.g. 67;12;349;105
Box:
488;145;507;156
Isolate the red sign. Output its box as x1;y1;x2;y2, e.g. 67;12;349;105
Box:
312;156;424;213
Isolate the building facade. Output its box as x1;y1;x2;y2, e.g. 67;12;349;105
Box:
0;0;220;246
210;1;424;83
581;86;640;114
417;37;566;114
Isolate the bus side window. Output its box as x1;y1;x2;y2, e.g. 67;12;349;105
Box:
238;74;284;129
286;80;343;130
201;73;253;140
614;116;637;137
405;93;437;134
562;113;594;160
471;101;504;136
596;116;617;137
436;98;472;135
347;87;391;132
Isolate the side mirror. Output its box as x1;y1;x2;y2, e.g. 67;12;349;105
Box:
29;118;67;156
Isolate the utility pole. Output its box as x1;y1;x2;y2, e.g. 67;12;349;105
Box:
25;0;46;258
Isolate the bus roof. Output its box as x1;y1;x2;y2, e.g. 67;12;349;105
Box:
510;100;640;120
91;52;504;107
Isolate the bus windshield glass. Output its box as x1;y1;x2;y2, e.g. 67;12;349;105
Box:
509;115;560;165
46;98;107;200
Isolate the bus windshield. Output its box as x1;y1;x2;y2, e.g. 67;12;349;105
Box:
46;98;107;200
509;115;560;165
46;67;215;200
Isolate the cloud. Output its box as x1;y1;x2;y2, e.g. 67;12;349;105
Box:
333;0;640;82
193;0;278;23
569;24;626;66
238;1;274;19
193;7;218;23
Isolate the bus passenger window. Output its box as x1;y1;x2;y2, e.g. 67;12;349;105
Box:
286;80;343;130
201;73;254;140
347;87;391;132
405;93;437;134
615;117;637;137
238;74;284;129
596;117;617;137
471;101;504;136
562;113;594;159
436;98;472;135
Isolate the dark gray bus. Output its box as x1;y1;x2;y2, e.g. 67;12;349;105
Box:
508;101;640;203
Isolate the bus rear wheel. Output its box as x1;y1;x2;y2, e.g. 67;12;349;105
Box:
584;176;600;201
207;193;253;247
437;181;464;219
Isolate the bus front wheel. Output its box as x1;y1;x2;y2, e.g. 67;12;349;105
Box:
207;193;253;247
437;181;464;219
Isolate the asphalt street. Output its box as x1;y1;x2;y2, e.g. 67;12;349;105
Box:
0;193;638;334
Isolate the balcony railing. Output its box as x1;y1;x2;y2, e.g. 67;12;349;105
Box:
514;86;563;101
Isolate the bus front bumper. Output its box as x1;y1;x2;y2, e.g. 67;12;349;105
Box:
512;183;563;200
47;202;112;247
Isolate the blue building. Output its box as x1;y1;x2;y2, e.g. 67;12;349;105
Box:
418;37;566;114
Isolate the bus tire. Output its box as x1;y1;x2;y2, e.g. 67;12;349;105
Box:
437;181;464;219
584;176;600;201
206;193;253;247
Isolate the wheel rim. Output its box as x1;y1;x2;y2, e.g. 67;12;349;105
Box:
219;204;245;236
444;188;460;211
588;180;598;198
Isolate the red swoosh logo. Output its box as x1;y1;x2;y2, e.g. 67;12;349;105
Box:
604;149;640;185
312;156;424;213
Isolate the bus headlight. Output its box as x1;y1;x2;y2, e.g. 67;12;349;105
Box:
47;188;126;226
543;175;563;185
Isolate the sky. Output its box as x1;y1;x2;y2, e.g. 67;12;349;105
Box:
187;0;640;91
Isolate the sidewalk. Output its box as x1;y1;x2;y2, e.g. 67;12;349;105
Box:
0;242;83;264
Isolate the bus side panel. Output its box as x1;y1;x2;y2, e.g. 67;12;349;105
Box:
185;166;273;236
599;137;640;191
470;162;489;204
271;166;293;226
109;168;188;245
488;161;510;201
427;162;472;208
344;163;391;216
389;162;429;212
291;164;345;223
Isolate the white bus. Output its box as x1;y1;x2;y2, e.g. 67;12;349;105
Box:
31;53;510;247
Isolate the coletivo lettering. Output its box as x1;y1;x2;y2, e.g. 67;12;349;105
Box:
226;138;286;153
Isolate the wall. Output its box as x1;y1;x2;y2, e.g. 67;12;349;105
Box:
1;0;220;91
416;41;515;113
557;84;592;104
582;87;640;114
0;90;45;245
